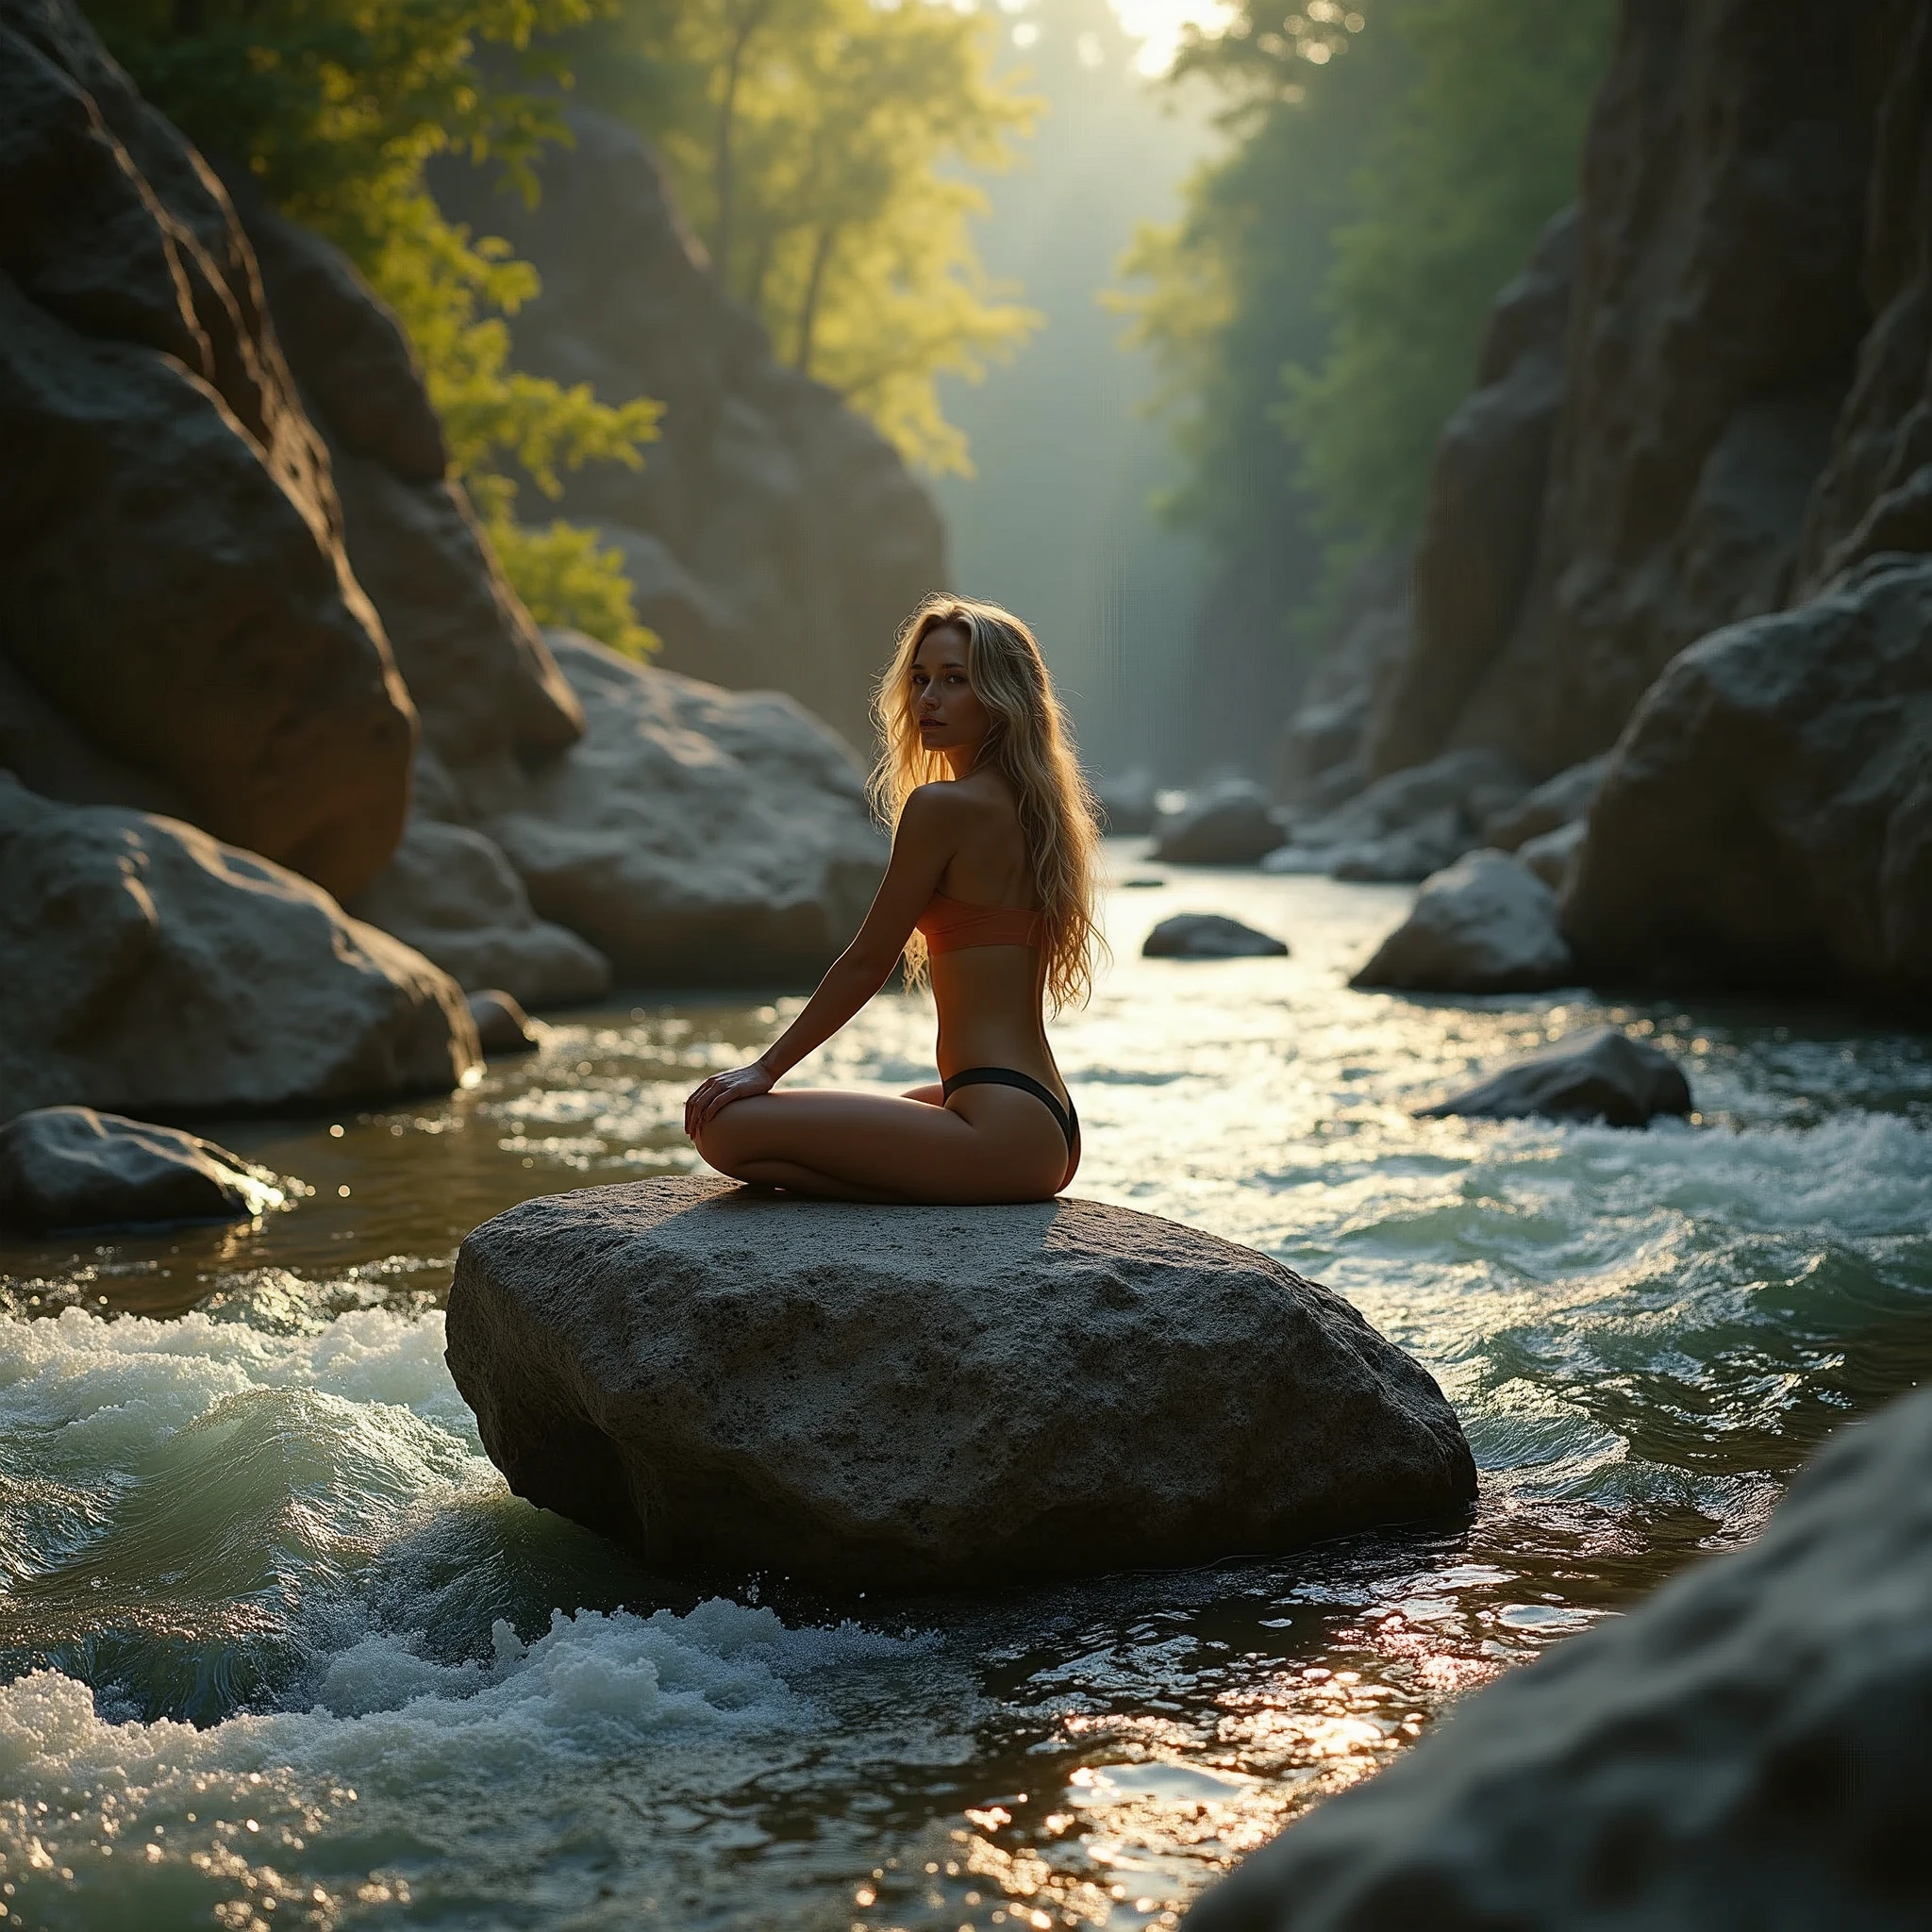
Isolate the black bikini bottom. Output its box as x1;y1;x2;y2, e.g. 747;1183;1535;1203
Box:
941;1067;1078;1155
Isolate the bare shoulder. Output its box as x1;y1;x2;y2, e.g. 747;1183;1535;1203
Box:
895;781;973;852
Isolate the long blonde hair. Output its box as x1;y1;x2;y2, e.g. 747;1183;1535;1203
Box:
869;594;1105;1013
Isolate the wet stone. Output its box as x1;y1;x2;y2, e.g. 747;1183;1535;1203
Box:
445;1177;1477;1591
1416;1024;1691;1127
1144;914;1290;959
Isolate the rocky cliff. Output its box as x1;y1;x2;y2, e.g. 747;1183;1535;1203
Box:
429;109;948;755
0;0;897;1115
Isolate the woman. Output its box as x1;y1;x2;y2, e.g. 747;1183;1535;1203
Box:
684;595;1102;1203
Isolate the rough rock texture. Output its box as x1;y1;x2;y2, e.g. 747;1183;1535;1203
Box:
1563;553;1932;1004
1365;211;1576;780
345;817;610;1008
1483;755;1608;853
0;775;479;1116
1370;2;1875;781
1268;751;1528;884
1415;1025;1691;1127
1143;914;1289;959
0;1107;282;1231
0;0;416;901
446;1177;1477;1588
466;632;887;986
225;183;587;776
1273;551;1413;809
1352;850;1574;994
1184;1380;1932;1932
430;108;946;753
1152;780;1284;866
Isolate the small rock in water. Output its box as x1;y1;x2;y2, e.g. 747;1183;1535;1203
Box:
1144;914;1289;959
1416;1024;1690;1126
0;1107;284;1234
1184;1380;1932;1932
1123;874;1168;889
467;989;541;1057
446;1178;1476;1589
1152;780;1284;866
1351;849;1575;993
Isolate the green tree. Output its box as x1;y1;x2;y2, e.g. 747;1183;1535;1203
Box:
574;0;1040;474
86;0;661;655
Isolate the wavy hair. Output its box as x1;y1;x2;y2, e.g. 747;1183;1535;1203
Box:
869;594;1105;1012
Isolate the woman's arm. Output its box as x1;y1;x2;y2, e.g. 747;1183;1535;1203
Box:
684;788;958;1134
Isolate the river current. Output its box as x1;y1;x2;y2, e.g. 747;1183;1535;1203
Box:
4;854;1930;1930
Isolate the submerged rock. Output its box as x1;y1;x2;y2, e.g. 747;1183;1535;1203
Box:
1352;850;1574;994
1185;1380;1932;1932
446;1177;1476;1589
1143;914;1289;959
469;632;887;986
0;775;479;1116
0;1107;282;1233
1416;1025;1690;1127
1152;781;1283;866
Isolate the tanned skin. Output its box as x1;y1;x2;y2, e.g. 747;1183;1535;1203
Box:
683;622;1078;1203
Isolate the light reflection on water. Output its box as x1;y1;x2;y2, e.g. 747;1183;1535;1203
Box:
3;852;1931;1929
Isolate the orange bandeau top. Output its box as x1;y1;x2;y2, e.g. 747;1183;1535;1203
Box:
916;891;1046;956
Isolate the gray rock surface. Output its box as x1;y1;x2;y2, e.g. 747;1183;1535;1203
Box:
1095;768;1159;836
1516;818;1586;894
430;107;946;753
466;989;540;1057
467;632;888;986
1152;780;1284;866
446;1177;1477;1589
0;0;417;902
346;817;611;1009
0;774;479;1115
1483;755;1608;852
1329;807;1470;886
1143;914;1289;959
1563;553;1932;1004
1352;850;1574;994
0;1106;283;1232
1272;751;1530;884
1184;1379;1932;1932
1415;1025;1691;1127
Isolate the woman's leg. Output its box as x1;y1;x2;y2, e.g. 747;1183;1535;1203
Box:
692;1086;1068;1204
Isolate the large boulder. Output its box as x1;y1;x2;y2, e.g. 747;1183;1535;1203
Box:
0;1107;283;1232
1153;779;1284;866
463;632;888;986
430;107;946;754
1563;553;1932;1004
1416;1025;1691;1127
445;1178;1477;1589
1184;1380;1932;1932
0;775;479;1116
344;817;611;1009
1352;850;1575;994
0;0;416;901
1144;914;1289;959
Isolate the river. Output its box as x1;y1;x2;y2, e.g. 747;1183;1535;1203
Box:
4;854;1930;1930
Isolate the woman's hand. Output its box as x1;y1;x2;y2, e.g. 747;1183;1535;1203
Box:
684;1060;775;1138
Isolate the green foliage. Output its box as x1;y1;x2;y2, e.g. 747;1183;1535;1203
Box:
1285;0;1613;541
87;0;659;657
573;0;1040;474
1125;0;1610;609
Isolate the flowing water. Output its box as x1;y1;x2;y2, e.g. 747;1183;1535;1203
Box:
5;856;1931;1931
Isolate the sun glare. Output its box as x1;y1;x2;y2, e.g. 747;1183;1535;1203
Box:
1109;0;1236;75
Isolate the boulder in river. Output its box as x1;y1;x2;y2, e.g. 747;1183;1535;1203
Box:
445;1177;1477;1590
1515;818;1586;894
467;632;888;987
1143;914;1289;960
1094;768;1159;836
1276;749;1529;884
0;1107;283;1233
1563;552;1932;1005
1352;850;1575;994
1152;780;1284;866
1183;1379;1932;1932
0;775;479;1116
1482;754;1608;853
1416;1025;1691;1128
